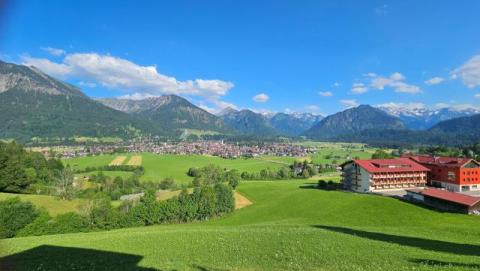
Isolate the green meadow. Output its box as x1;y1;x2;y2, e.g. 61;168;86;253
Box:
0;193;84;216
1;180;480;270
64;153;289;184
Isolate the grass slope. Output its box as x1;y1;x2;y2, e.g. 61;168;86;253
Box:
2;180;480;270
0;193;83;216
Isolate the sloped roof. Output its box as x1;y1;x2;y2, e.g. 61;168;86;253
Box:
353;158;430;173
419;188;480;207
405;155;478;168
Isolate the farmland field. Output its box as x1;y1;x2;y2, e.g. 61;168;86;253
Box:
1;180;480;270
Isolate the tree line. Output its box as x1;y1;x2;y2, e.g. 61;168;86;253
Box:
0;141;63;193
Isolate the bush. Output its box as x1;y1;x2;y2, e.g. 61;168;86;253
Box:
18;211;89;236
0;197;39;238
159;178;176;190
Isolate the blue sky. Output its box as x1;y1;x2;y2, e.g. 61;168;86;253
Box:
1;0;480;115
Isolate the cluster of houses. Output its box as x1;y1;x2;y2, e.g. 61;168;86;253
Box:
58;140;313;159
341;154;480;214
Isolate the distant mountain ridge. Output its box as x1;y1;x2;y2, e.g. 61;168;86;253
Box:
304;105;405;139
376;104;480;130
99;95;233;134
0;61;165;141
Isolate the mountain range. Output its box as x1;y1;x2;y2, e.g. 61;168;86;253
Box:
376;104;480;130
1;60;479;146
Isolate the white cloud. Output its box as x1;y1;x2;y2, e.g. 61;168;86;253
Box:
351;83;368;94
369;72;421;94
424;77;444;85
119;92;158;100
475;93;480;99
318;91;333;97
22;55;72;77
305;105;320;112
21;52;235;111
78;81;97;88
451;55;480;88
41;47;66;57
252;93;269;103
332;82;340;87
340;99;359;108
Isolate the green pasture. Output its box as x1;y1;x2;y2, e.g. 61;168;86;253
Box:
0;193;84;216
2;180;480;270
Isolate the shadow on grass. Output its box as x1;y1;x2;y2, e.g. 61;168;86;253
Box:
410;259;480;269
0;245;159;271
314;225;480;257
299;182;343;191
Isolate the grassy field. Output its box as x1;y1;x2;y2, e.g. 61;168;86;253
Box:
2;180;480;270
64;153;289;184
0;193;84;216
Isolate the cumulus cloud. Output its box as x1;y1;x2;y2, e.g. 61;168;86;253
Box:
451;55;480;88
340;99;359;108
21;52;235;110
351;83;368;94
305;105;320;112
252;93;269;103
369;72;421;94
41;47;66;57
318;91;333;97
424;77;444;85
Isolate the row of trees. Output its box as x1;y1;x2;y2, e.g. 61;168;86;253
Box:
0;142;63;193
188;165;240;189
0;182;235;238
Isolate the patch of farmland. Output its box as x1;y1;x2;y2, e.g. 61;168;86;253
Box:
108;156;127;166
126;155;142;166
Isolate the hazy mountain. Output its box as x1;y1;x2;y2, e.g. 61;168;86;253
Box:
304;105;405;139
99;95;233;134
221;109;278;136
268;112;323;136
0;60;164;141
429;113;480;135
377;103;480;130
217;106;238;117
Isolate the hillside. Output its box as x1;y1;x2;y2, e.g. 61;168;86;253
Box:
304;105;405;140
0;61;165;142
221;109;278;136
2;180;480;270
99;95;233;134
429;113;480;135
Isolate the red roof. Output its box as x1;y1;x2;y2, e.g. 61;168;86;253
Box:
353;158;430;173
404;155;476;168
419;188;480;207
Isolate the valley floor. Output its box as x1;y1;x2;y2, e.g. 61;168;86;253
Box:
1;180;480;270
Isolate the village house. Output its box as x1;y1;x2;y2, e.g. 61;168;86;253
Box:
404;155;480;192
341;158;429;192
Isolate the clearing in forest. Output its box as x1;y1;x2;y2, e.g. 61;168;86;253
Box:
108;156;127;166
126;155;142;166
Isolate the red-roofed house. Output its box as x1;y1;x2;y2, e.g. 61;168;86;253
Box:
404;155;480;192
341;158;429;192
406;188;480;214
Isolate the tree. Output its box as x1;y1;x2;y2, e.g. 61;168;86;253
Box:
223;170;240;189
0;197;38;238
371;149;394;159
55;167;77;200
214;183;235;215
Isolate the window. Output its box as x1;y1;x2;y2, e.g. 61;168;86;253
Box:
448;171;455;181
